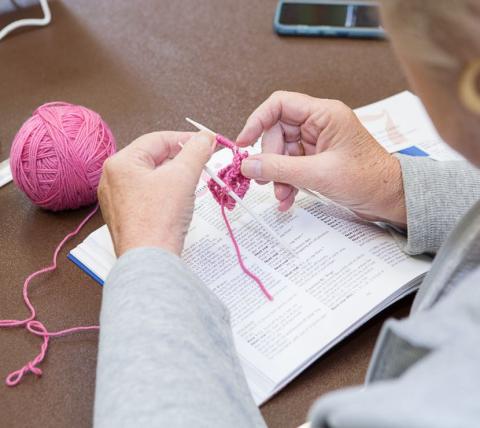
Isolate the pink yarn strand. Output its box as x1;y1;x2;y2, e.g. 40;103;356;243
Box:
220;203;273;301
0;205;100;387
208;135;273;301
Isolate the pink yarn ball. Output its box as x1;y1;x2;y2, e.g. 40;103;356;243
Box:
10;102;116;211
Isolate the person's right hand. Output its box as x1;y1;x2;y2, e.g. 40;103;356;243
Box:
236;91;407;227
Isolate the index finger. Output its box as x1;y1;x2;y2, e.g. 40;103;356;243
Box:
236;91;316;147
119;131;195;167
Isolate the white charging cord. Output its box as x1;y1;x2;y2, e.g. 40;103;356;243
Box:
0;0;51;42
0;0;52;186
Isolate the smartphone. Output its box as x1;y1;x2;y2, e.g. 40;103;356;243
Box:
274;0;385;38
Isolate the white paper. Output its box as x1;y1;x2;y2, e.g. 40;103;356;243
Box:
355;91;463;161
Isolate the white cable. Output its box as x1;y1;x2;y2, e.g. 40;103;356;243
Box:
0;0;51;42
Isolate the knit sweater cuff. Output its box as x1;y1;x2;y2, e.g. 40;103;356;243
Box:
396;154;480;255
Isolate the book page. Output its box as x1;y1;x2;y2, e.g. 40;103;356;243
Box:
70;92;443;404
181;155;430;401
71;145;430;404
355;91;463;161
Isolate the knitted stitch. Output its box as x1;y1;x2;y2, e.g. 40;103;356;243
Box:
208;135;272;301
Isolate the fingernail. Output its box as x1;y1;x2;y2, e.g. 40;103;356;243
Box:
242;159;262;178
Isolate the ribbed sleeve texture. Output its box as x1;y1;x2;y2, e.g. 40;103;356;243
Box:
397;155;480;255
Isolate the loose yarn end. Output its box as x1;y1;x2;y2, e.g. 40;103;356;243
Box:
208;135;272;301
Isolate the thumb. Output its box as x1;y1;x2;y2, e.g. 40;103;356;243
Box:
174;131;216;177
241;153;324;189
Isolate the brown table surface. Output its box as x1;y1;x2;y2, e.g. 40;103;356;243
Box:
0;1;411;427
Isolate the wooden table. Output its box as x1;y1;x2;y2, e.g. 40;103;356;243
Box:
0;1;411;426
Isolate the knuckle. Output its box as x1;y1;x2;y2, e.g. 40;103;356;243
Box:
176;159;192;176
171;160;194;184
97;180;103;196
97;175;108;202
131;132;157;146
133;147;154;165
188;143;206;159
271;90;290;101
102;157;115;174
308;109;331;134
332;99;347;110
331;99;353;117
271;90;283;99
271;159;289;182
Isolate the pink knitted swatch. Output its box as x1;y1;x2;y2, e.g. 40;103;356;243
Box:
208;135;272;301
0;206;100;386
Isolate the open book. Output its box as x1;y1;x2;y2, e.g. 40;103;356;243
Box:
69;91;456;405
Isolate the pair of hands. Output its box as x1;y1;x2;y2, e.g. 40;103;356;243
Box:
98;91;406;258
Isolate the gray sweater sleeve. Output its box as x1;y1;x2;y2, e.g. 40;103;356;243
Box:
397;155;480;255
309;268;480;428
93;156;480;428
93;247;266;428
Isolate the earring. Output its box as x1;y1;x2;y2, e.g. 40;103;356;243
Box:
459;58;480;115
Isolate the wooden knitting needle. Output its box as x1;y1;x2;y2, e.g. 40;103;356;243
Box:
178;140;294;255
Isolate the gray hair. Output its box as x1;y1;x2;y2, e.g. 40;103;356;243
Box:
380;0;480;71
378;0;480;162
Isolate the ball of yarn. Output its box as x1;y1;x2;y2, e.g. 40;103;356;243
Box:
10;102;116;211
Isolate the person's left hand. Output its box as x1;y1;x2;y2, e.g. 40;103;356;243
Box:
98;131;216;257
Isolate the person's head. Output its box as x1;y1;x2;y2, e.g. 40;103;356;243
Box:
379;0;480;165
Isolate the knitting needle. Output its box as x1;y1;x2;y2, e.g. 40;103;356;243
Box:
186;119;329;202
185;119;294;249
178;141;294;255
185;117;217;136
186;118;353;212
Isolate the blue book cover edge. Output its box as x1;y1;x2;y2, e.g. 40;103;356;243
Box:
67;253;104;286
397;146;429;157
